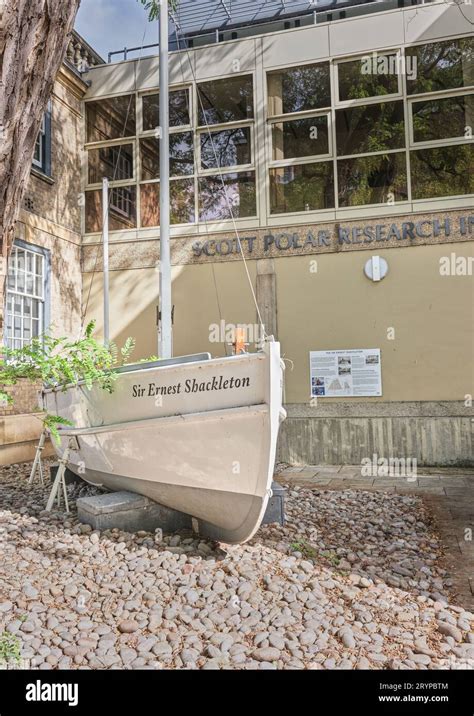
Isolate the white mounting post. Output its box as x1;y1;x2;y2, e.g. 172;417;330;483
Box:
158;0;172;359
46;445;71;513
28;430;47;485
102;177;110;346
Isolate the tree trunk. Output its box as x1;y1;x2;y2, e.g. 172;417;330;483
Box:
0;0;81;335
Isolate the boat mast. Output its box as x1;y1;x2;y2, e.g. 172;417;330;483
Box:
102;176;110;345
158;0;172;358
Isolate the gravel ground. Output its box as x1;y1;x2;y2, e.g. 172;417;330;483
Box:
0;461;472;670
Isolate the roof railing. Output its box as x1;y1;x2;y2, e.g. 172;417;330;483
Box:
106;0;435;64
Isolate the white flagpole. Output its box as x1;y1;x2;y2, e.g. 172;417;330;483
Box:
102;176;110;345
158;0;172;358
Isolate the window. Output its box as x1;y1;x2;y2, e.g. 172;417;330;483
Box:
33;115;45;168
5;243;49;349
337;53;399;102
32;103;52;176
334;62;407;207
85;186;137;232
142;89;190;130
88;144;134;184
138;86;196;227
197;75;256;222
86;95;136;143
267;62;331;116
200;127;251;170
406;37;474;95
336;101;405;155
140;179;196;226
197;75;254;125
269;162;334;214
198;172;256;221
410;144;474;200
267;62;332;215
411;93;474;144
337;153;408;207
271;116;329;161
139;133;194;180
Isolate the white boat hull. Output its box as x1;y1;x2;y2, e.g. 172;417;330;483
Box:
43;340;286;543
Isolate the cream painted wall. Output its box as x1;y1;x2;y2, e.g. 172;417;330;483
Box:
275;242;474;403
85;242;473;404
83;260;258;362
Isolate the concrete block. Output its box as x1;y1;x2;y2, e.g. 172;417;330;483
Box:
50;463;83;486
262;481;286;526
76;490;193;533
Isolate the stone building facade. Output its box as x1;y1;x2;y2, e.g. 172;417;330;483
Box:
0;33;103;465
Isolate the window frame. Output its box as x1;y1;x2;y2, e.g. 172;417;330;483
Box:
140;86;193;134
265;58;333;218
334;49;403;107
4;240;50;350
138;83;198;228
266;60;332;118
404;34;474;99
31;102;52;177
408;88;474;149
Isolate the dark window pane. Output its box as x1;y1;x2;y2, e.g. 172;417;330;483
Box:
406;37;474;95
336;101;405;156
338;54;399;101
268;62;330;115
198;172;256;220
88;144;134;183
86;95;136;142
140;180;195;227
142;89;190;130
412;94;474;142
271;115;329;160
85;186;137;232
200;127;251;169
338;153;407;207
269;162;334;214
140;133;194;180
410;144;474;199
198;75;253;125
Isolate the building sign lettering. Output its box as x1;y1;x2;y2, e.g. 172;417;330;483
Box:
191;214;474;258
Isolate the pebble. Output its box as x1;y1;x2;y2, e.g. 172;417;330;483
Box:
339;629;356;650
118;620;140;634
437;622;463;643
252;647;281;662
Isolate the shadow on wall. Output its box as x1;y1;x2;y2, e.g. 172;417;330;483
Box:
83;259;259;360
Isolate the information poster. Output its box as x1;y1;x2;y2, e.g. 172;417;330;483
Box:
310;349;382;397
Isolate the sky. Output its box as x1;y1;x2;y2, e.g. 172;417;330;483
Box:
75;0;159;61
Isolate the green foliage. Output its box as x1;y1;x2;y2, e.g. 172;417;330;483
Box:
0;321;150;442
320;550;341;567
43;414;74;444
137;0;179;21
120;337;136;363
0;632;21;665
290;540;317;559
